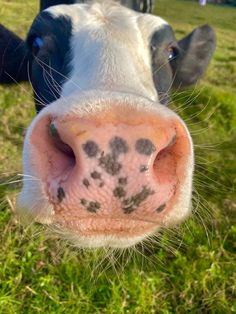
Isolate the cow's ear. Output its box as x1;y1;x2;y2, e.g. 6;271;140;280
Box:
0;24;31;84
171;25;216;88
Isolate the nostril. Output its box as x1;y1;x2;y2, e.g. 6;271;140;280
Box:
167;134;177;148
156;134;177;158
153;133;178;187
49;122;76;160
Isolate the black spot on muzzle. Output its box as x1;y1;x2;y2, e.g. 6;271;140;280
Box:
135;139;156;156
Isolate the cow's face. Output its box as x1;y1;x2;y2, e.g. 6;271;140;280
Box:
28;4;173;111
17;2;215;248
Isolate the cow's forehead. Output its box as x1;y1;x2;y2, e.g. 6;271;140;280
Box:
44;2;169;39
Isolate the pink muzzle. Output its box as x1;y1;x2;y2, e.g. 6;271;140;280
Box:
26;106;192;238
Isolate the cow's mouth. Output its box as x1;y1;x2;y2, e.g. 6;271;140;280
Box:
50;217;158;248
54;217;156;236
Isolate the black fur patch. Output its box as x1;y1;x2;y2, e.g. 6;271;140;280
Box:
27;12;73;112
0;25;31;84
40;1;152;13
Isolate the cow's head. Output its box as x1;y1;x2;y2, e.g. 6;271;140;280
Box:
0;1;216;248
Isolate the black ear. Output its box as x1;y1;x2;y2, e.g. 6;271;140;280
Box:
171;25;216;88
0;24;31;84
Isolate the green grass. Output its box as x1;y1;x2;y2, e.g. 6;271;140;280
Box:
0;0;236;313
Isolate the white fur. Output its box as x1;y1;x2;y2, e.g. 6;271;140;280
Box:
46;2;167;101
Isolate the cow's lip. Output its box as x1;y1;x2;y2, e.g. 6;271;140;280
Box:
53;216;159;237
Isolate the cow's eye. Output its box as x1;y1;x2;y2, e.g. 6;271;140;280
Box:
31;37;44;55
167;46;178;61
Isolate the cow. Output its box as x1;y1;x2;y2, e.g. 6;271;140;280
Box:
0;0;216;249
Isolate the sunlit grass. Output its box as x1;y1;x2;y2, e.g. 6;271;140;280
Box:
0;0;235;313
